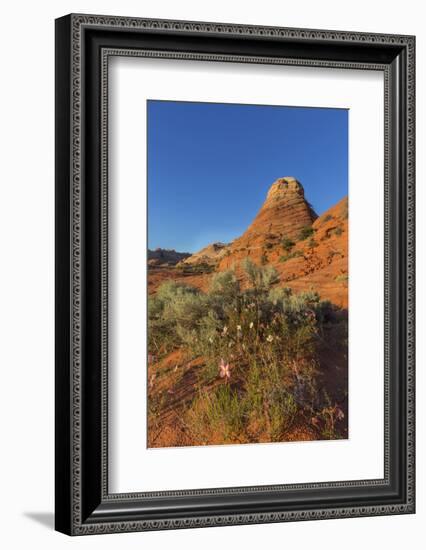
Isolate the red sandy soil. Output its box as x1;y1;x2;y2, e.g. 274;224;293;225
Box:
147;332;348;448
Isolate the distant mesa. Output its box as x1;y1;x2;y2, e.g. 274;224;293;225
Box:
148;248;191;267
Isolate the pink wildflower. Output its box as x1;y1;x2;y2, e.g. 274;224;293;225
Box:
219;358;231;381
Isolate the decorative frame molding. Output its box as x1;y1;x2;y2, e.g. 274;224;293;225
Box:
55;14;415;535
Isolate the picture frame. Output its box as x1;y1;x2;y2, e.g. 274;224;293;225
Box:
55;13;415;535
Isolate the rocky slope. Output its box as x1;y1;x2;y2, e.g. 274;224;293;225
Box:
272;195;348;308
148;177;348;308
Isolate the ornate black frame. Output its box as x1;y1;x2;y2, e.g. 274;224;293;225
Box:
55;14;415;535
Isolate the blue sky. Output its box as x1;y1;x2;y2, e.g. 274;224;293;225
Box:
148;100;348;253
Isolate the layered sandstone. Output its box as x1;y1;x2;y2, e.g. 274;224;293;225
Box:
218;177;317;270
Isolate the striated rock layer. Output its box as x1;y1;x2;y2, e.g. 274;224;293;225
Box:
218;177;317;271
245;176;317;241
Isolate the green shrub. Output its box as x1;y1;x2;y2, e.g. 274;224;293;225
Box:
298;226;314;241
279;250;303;262
307;238;318;249
148;262;346;444
268;286;292;304
148;281;207;353
335;274;349;283
209;270;240;300
268;392;298;440
177;262;215;274
281;236;295;252
243;258;279;291
186;385;247;443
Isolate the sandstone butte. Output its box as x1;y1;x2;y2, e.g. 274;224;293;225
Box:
148;177;348;309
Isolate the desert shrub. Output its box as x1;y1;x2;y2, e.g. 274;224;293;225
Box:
265;242;274;250
279;250;303;262
307;238;318;249
147;287;178;354
298;225;314;241
148;262;347;444
268;286;292;304
243;258;279;292
268;391;298;440
323;214;333;222
335;274;349;283
185;385;247;443
177;262;215;274
334;227;343;236
281;236;295;252
314;391;346;440
244;358;298;440
209;270;240;301
148;281;207;352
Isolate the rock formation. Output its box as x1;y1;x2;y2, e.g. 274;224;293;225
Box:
243;176;317;241
179;242;229;267
218;177;318;270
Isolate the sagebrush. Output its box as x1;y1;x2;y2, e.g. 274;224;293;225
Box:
148;260;347;445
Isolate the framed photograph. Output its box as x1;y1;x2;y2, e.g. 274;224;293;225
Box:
55;14;415;535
